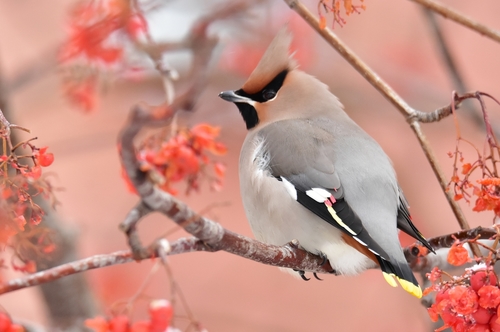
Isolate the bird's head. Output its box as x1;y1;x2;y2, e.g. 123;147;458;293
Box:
219;28;340;130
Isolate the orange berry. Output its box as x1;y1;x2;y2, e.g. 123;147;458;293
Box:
38;152;54;167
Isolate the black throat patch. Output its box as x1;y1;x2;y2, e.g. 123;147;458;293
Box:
235;103;259;130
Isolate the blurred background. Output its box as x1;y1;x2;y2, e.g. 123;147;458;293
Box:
0;0;499;331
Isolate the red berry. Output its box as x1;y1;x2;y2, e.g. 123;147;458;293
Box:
471;271;487;291
478;285;500;308
489;272;498;285
472;270;498;292
449;286;478;315
490;314;500;332
9;323;25;332
109;315;129;332
441;308;459;326
149;299;173;332
470;323;491;332
38;152;54;167
472;307;494;325
436;288;450;303
0;313;12;331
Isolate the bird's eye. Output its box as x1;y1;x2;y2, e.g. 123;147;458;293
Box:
262;89;276;101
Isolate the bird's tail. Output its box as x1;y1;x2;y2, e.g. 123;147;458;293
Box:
376;256;422;298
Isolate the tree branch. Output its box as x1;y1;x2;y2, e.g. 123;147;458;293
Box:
0;235;334;295
282;0;481;257
422;8;500;140
5;226;498;296
410;0;500;44
404;226;498;264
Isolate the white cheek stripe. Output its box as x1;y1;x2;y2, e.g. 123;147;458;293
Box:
280;177;297;200
326;205;357;236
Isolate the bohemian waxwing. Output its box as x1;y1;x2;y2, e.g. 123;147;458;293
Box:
218;28;433;298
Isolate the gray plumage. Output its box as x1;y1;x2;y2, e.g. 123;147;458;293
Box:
219;28;432;298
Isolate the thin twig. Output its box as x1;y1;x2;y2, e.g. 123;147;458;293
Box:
410;0;500;44
422;9;500;139
160;255;200;331
405;226;497;260
282;0;481;257
422;9;467;95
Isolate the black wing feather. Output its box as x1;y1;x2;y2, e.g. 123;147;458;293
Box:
294;187;391;261
397;191;435;253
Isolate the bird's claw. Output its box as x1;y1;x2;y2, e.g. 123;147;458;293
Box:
294;269;310;281
313;273;323;281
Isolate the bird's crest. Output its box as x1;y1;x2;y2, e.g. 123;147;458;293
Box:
242;27;297;94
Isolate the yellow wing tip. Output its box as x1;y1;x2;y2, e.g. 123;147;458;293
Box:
382;272;398;287
397;277;422;299
382;273;422;298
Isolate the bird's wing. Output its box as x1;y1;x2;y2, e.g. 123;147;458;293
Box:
257;119;423;298
397;187;434;253
259;119;391;260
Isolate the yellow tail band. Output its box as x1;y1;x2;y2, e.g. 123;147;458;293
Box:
381;272;422;298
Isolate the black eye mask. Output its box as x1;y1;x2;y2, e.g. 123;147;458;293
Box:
235;69;288;103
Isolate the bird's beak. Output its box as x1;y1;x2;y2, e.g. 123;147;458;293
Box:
219;90;253;104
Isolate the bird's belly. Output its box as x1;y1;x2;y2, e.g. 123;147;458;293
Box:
240;172;376;275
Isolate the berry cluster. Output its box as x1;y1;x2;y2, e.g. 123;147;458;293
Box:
426;241;500;332
86;300;176;332
60;0;149;111
123;124;226;195
0;114;56;273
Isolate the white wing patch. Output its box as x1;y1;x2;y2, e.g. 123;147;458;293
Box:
305;188;332;203
280;177;297;200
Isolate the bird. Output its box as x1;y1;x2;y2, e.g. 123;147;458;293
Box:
218;28;433;298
